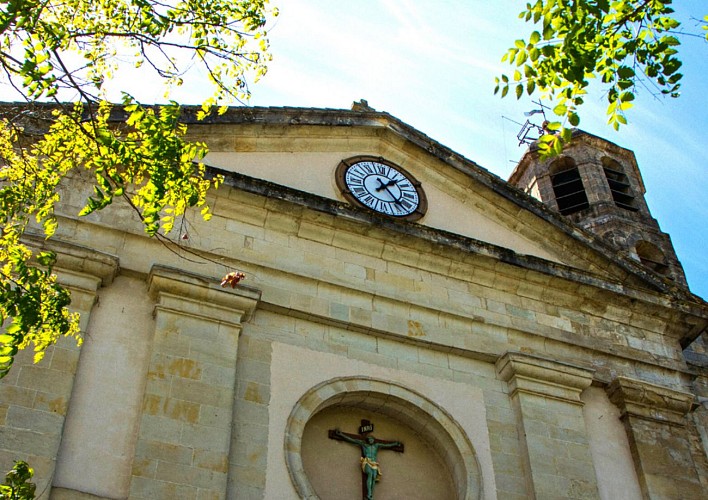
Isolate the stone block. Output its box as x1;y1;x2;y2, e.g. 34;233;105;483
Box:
187;340;238;369
48;347;80;374
138;415;183;445
398;358;453;379
135;439;194;466
129;476;198;500
5;406;63;434
417;348;450;368
224;219;265;240
143;395;200;424
0;426;60;457
199;363;236;389
170;379;232;408
346;347;399;368
150;353;203;381
297;221;334;245
179;424;229;453
229;464;266;489
50;487;114;500
155;461;226;490
238;337;272;363
194;449;230;474
235;358;270;386
0;385;36;409
327;329;376;352
32;392;69;416
131;457;158;478
16;365;73;396
376;337;418;362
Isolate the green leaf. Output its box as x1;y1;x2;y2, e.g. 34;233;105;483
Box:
553;103;568;116
0;0;273;377
617;66;635;79
561;127;572;142
552;136;563;155
497;0;686;138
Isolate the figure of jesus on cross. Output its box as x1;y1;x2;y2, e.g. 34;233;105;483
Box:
329;420;404;500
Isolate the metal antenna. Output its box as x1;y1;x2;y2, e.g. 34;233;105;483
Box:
517;100;549;145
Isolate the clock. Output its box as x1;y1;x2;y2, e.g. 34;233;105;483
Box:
335;156;427;221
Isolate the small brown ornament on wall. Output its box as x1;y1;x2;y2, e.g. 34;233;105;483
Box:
335;156;428;221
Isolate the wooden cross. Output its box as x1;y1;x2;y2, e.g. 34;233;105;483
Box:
328;420;404;500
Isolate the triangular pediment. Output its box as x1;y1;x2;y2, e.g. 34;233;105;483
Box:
185;106;682;296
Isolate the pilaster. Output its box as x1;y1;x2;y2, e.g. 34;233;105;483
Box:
496;351;599;499
0;238;118;499
129;266;260;500
607;376;700;499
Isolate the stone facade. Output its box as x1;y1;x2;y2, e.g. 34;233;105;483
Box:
1;103;707;499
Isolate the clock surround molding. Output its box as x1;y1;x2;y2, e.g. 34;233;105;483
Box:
335;155;428;222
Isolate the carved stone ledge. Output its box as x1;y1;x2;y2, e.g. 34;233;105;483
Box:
496;351;595;404
25;233;119;291
607;376;694;425
147;265;261;325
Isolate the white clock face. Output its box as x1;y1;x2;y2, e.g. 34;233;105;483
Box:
343;160;421;217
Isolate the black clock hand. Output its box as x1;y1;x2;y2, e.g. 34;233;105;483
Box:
376;178;398;190
374;177;388;192
376;178;403;205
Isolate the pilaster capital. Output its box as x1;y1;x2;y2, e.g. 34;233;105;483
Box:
148;265;261;325
606;376;694;425
496;351;594;403
25;233;119;292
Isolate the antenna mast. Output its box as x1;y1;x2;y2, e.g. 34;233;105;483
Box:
517;100;549;145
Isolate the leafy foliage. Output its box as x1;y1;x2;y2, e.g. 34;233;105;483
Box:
0;0;276;376
495;0;693;157
0;461;35;499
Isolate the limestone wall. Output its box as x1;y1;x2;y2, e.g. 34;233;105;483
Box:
1;123;706;499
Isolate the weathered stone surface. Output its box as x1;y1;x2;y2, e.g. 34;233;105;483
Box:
606;376;702;499
1;104;705;499
497;351;600;499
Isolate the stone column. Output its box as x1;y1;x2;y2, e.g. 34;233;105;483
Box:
129;266;260;500
496;351;599;499
0;239;117;499
607;376;700;499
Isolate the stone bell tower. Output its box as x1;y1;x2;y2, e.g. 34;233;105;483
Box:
508;130;687;287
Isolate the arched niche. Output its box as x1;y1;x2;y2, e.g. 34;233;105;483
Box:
635;240;669;275
285;377;482;500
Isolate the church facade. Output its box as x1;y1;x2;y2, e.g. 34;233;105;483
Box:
1;102;707;499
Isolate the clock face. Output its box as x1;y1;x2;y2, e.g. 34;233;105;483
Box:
335;156;427;221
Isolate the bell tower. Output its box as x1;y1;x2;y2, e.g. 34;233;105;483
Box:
509;130;687;287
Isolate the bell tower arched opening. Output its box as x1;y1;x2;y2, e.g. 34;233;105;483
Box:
550;157;589;215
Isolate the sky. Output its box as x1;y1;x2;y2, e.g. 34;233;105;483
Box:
8;1;707;298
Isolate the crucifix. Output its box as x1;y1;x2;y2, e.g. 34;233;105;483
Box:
328;420;404;500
